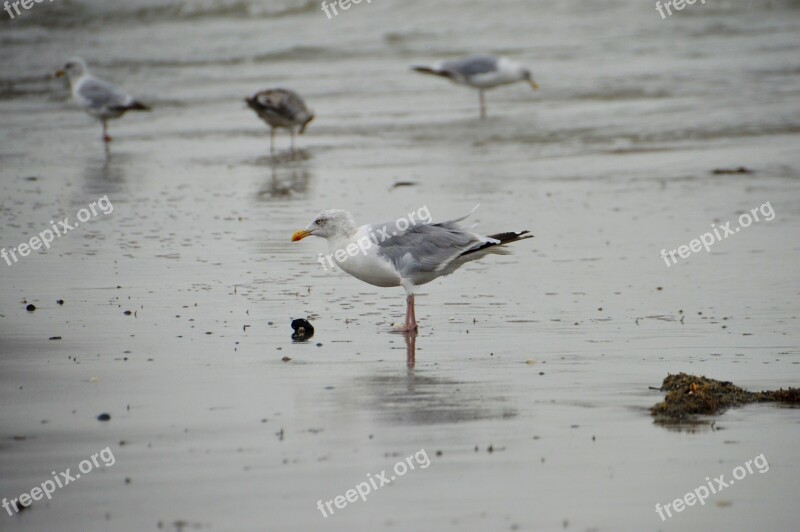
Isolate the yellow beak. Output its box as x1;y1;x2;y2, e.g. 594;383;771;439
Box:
291;229;312;242
529;80;539;90
55;70;65;78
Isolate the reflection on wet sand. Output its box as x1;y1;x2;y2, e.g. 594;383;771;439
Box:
356;335;517;426
653;419;715;434
404;331;416;367
81;147;129;197
257;148;312;166
257;158;312;200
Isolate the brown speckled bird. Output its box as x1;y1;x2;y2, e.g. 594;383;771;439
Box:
245;88;314;154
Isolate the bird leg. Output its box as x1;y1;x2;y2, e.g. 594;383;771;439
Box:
102;120;112;142
270;127;275;154
403;294;418;333
479;90;486;119
290;128;296;154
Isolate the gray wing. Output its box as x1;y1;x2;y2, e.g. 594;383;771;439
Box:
441;55;499;78
255;89;311;122
371;211;488;276
77;77;133;110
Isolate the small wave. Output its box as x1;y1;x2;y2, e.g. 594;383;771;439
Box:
9;0;317;30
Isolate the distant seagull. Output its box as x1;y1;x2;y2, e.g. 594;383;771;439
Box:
245;89;314;154
291;207;532;333
56;57;150;143
412;55;539;119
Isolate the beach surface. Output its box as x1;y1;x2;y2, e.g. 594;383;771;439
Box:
1;0;799;530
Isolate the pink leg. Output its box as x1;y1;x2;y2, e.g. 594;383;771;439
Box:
102;120;112;142
479;90;486;119
405;331;417;368
270;128;275;154
403;294;418;333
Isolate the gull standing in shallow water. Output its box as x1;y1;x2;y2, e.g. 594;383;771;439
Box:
291;207;532;333
56;57;150;143
412;55;539;119
245;89;314;154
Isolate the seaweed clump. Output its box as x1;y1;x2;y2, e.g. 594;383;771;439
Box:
651;373;800;421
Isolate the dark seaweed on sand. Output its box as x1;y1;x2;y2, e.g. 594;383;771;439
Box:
651;373;800;421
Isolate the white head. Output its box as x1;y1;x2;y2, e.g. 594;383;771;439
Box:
501;58;539;90
292;210;357;242
55;57;89;81
522;67;538;90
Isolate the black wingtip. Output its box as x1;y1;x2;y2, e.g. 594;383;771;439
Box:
487;230;534;244
412;66;440;76
459;230;533;258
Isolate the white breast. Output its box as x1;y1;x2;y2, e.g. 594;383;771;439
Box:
328;229;403;288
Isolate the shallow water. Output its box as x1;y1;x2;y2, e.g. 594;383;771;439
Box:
1;0;800;530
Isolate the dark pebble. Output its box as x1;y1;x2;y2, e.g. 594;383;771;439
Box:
97;413;111;422
26;304;36;312
291;318;315;341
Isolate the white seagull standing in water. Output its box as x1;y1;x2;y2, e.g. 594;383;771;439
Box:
56;57;150;143
291;207;532;333
412;55;539;119
245;89;314;154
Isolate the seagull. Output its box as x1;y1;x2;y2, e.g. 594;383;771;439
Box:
412;55;539;119
291;207;532;333
245;89;314;154
56;57;150;143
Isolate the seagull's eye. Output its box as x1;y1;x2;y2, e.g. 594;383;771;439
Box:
315;219;323;226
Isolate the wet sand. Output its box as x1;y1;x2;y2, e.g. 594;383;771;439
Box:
2;0;800;530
